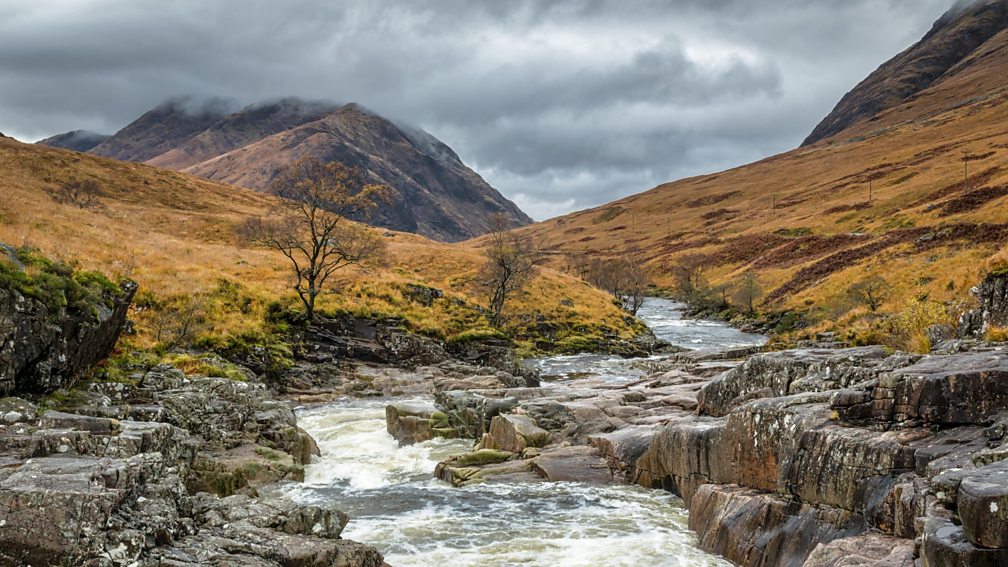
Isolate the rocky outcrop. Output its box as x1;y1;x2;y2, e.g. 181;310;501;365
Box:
959;271;1008;337
637;346;1008;566
0;267;136;397
417;339;1008;566
0;364;382;566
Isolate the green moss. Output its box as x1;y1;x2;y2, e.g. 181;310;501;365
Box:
254;447;286;462
445;328;508;346
453;449;513;467
0;247;122;319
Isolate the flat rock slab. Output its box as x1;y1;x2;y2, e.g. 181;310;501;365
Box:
805;533;914;566
876;351;1008;426
923;516;1008;567
530;445;615;484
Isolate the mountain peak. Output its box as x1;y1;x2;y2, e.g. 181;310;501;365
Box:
37;130;110;152
802;0;1008;146
78;97;531;241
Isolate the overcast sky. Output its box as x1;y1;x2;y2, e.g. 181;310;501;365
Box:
1;0;956;220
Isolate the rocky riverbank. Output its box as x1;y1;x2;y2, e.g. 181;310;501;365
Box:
392;340;1008;566
0;254;390;565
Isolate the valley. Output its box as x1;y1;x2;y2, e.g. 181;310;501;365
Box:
3;1;1008;566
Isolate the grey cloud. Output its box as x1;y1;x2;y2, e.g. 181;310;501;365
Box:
0;0;955;219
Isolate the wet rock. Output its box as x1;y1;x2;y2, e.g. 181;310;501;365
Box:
922;516;1008;567
435;390;519;438
530;445;615;484
688;484;866;567
588;425;660;482
386;401;444;445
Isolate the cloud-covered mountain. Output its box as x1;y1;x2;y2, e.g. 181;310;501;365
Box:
45;97;531;241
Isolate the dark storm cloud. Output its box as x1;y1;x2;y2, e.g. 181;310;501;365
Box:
0;0;955;219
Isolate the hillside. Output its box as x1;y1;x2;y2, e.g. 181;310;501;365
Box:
0;136;640;355
45;98;531;242
524;1;1008;343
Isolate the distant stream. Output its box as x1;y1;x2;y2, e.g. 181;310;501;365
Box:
283;298;765;566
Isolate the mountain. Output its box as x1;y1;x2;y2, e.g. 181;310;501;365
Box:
527;0;1008;336
90;96;237;162
37;130;110;152
70;97;531;241
803;0;1008;146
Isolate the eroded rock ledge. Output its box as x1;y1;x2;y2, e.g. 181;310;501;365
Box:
0;365;385;566
406;345;1008;566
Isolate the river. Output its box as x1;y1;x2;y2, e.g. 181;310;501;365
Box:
283;298;766;566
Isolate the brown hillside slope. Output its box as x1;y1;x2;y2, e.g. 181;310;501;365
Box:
523;5;1008;335
0;137;638;351
803;0;1008;146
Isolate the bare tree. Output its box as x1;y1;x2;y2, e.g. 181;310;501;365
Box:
671;254;708;298
847;276;890;313
733;271;763;314
239;158;389;319
51;179;102;208
569;254;649;315
481;214;542;326
149;296;209;351
620;257;648;315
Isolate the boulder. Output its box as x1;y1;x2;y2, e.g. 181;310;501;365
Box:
805;534;915;566
480;413;551;453
385;402;438;445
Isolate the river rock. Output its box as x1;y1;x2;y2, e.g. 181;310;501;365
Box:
386;401;453;445
479;413;551;453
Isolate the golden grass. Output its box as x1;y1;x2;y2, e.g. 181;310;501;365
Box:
0;137;638;351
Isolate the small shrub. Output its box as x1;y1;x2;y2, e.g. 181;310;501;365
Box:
50;179;103;208
884;298;953;353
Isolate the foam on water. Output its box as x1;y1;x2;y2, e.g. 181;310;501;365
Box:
285;399;731;567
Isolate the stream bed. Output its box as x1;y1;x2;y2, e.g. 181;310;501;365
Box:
283;298;765;566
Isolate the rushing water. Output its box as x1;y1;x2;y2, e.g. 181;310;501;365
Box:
529;297;766;383
282;298;763;566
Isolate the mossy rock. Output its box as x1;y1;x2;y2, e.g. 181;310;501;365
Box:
453;449;513;467
188;444;302;496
